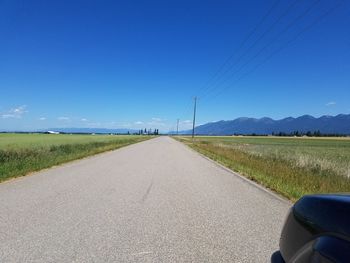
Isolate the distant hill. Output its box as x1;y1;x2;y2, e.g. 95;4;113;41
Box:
45;128;137;134
182;114;350;135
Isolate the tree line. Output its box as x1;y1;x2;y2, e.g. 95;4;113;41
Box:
135;128;159;135
231;130;347;137
271;130;347;137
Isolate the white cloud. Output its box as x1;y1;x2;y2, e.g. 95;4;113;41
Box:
326;101;336;106
1;105;28;119
151;117;163;122
147;117;167;127
182;120;192;124
81;118;88;122
134;121;143;125
147;122;166;126
39;117;46;121
58;116;70;121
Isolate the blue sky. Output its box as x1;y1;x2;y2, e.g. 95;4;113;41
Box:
0;0;349;131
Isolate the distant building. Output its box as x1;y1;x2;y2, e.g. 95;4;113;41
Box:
46;131;60;134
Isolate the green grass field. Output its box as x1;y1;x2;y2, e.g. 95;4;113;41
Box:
177;136;350;201
0;133;151;182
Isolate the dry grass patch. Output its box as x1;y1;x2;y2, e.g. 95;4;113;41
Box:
177;136;350;202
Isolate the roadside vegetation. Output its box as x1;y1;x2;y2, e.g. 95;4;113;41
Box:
0;133;151;182
177;136;350;202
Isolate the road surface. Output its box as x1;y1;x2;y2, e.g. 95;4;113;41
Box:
0;136;290;262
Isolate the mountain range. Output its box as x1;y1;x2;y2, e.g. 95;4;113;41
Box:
183;114;350;135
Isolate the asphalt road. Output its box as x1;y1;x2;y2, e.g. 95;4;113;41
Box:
0;136;290;262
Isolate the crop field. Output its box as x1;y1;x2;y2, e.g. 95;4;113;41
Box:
0;133;151;182
177;136;350;201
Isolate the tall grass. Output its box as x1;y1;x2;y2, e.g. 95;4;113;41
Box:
177;136;350;202
0;134;150;182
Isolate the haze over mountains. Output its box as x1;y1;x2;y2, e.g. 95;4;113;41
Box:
183;114;350;135
3;114;348;135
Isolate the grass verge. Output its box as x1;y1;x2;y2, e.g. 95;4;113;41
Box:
0;134;151;183
176;137;350;202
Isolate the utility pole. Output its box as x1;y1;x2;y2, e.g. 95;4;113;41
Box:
176;119;179;136
192;96;197;139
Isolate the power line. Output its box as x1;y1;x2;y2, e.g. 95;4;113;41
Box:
208;0;344;102
192;96;197;139
180;0;342;134
200;0;301;100
176;95;199;136
202;0;322;100
196;0;281;97
179;1;282;131
176;118;179;135
181;1;299;135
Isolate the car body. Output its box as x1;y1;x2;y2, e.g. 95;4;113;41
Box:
272;194;350;263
